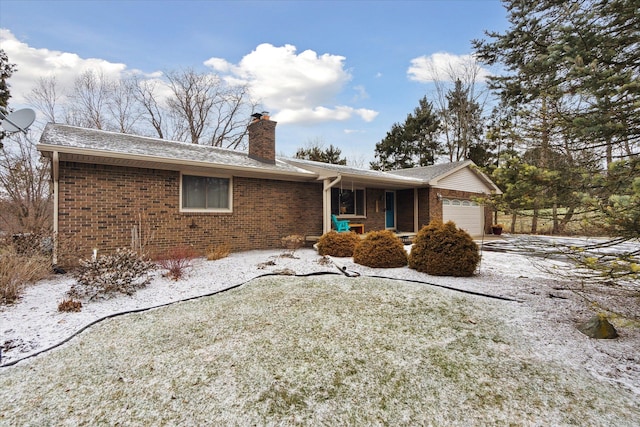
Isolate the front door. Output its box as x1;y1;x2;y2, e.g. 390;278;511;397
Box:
385;191;395;229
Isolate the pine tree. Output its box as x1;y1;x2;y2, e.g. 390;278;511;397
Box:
441;80;485;163
295;142;347;165
371;96;440;170
0;49;17;146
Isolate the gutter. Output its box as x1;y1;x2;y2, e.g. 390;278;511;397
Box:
36;144;318;182
52;151;59;266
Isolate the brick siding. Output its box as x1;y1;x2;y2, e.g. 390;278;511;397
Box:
247;119;276;164
58;162;323;260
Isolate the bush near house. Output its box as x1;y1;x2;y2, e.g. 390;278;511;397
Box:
206;243;231;261
157;246;199;281
353;230;408;268
316;231;361;257
409;220;480;277
68;248;156;300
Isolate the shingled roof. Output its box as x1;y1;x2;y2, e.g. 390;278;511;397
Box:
38;123;316;181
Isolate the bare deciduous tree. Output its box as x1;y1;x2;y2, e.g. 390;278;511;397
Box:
131;77;165;139
164;68;256;147
66;70;112;130
25;76;61;124
107;77;143;134
165;69;217;144
0;133;52;233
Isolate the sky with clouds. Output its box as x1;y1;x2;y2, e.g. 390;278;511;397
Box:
1;0;509;165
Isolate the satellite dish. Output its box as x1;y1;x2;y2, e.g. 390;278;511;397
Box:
1;108;36;134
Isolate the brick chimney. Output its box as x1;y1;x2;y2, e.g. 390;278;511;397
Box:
247;112;276;164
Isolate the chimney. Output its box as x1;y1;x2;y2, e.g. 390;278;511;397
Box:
247;111;276;164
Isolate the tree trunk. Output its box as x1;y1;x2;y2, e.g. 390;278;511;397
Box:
552;201;559;235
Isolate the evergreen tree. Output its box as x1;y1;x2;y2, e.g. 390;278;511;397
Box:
371;96;440;170
0;49;17;146
474;0;639;285
473;0;639;164
442;80;485;163
295;141;347;165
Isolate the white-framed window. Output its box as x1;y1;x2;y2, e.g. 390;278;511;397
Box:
442;198;479;207
331;188;366;217
180;173;232;212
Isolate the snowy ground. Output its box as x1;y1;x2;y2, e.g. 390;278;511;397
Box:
1;236;639;399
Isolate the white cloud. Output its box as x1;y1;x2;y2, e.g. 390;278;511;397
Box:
0;29;128;105
1;31;378;127
274;106;378;125
407;52;491;83
352;85;369;101
205;43;377;125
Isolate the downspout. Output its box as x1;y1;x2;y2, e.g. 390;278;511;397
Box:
323;175;342;234
52;151;59;266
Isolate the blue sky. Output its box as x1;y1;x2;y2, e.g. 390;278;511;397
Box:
1;0;508;164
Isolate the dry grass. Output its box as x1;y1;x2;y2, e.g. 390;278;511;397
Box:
0;250;50;304
206;243;231;261
1;276;638;425
497;210;607;236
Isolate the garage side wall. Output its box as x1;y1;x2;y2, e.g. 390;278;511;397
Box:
57;162;323;261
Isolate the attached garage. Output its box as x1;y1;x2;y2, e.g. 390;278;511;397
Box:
442;198;484;236
389;160;502;236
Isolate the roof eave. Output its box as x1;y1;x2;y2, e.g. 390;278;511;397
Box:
37;144;318;181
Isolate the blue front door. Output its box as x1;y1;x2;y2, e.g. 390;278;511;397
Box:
385;191;395;229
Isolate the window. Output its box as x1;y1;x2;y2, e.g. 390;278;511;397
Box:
331;188;365;216
181;174;231;211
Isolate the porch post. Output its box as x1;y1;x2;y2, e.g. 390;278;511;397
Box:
414;188;419;232
323;175;342;234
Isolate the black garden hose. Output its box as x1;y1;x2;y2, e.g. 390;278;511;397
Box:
0;269;518;368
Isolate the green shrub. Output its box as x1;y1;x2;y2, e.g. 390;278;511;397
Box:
317;231;361;257
408;220;480;276
68;248;156;300
353;230;407;268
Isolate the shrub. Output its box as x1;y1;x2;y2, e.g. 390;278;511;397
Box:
206;243;231;261
157;245;198;280
353;230;408;268
68;248;156;300
0;249;50;305
58;298;82;312
316;231;361;257
281;234;305;257
408;220;480;277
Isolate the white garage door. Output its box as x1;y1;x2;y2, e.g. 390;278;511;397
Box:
442;198;484;236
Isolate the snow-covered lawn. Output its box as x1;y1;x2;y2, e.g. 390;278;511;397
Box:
1;244;639;424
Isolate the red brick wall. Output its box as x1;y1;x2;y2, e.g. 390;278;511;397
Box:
57;162;323;259
247;119;276;164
